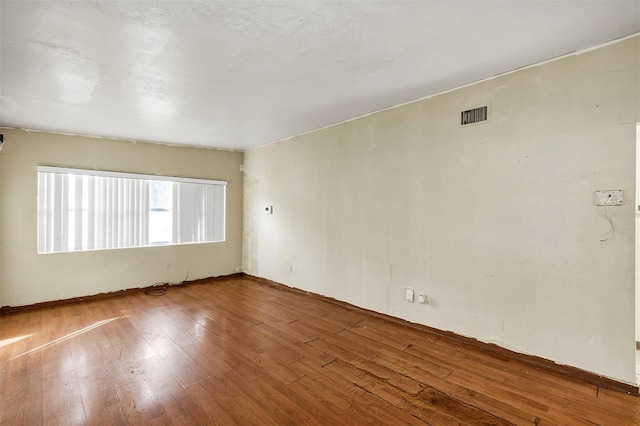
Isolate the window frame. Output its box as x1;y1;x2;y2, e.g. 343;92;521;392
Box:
37;166;228;187
36;166;228;254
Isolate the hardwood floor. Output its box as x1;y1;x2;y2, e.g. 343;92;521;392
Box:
1;275;638;425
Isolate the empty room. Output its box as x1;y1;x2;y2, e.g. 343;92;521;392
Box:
1;0;640;424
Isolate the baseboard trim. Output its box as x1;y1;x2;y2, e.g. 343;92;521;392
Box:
0;273;243;315
241;273;639;397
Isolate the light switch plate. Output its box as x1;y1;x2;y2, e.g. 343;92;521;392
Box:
594;190;623;206
405;288;414;303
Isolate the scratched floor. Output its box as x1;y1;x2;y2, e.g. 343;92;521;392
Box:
1;276;639;425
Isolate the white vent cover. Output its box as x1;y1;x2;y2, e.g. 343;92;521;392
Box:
461;106;488;125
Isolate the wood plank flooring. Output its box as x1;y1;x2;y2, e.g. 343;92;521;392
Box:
1;275;638;425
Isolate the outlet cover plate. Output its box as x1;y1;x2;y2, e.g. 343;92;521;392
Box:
405;288;414;302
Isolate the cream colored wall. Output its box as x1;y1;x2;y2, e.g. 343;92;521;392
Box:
0;129;243;307
243;37;640;383
0;143;3;308
637;122;640;346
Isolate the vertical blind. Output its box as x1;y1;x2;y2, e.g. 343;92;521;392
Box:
173;182;226;244
37;166;227;254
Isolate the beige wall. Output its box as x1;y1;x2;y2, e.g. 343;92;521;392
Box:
243;37;640;383
0;141;3;308
0;129;243;307
637;123;640;344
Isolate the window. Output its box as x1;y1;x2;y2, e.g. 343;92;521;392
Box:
149;181;172;245
37;166;226;254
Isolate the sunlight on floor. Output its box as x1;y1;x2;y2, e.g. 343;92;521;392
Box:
9;316;126;360
0;334;34;349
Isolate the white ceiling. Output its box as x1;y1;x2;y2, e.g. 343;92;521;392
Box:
1;1;639;150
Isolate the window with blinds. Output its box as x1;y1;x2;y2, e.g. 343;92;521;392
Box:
37;166;226;254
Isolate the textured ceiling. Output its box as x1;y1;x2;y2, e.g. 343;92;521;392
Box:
1;1;639;150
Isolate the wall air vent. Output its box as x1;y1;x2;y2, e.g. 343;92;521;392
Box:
461;105;488;126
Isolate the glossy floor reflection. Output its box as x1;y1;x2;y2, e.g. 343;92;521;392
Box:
1;276;639;425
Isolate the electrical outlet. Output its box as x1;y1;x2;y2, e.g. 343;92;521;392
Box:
405;288;414;303
264;205;273;215
418;294;426;304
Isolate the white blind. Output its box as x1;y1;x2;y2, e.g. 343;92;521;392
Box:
37;167;226;254
173;182;225;244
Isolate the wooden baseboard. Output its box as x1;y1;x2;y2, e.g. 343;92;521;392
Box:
0;273;243;315
241;273;639;397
